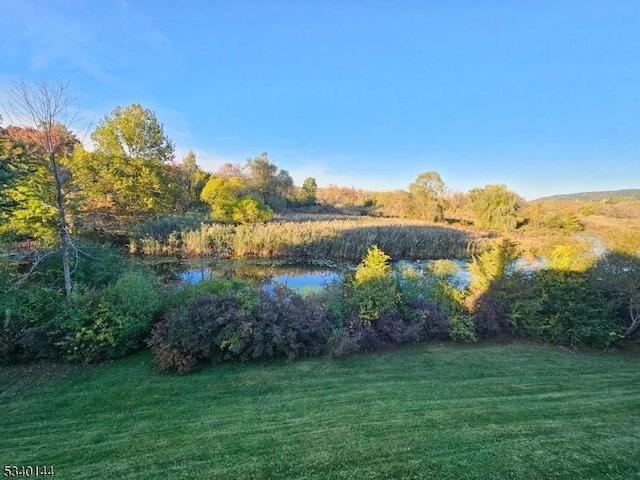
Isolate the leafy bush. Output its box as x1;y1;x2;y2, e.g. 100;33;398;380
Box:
0;285;64;363
588;252;640;339
59;270;160;363
331;312;427;358
161;278;258;312
317;277;356;329
449;314;477;343
150;284;332;373
468;239;517;295
0;245;164;364
352;245;396;324
256;285;332;360
73;245;135;288
509;271;616;348
471;290;512;338
473;267;619;348
147;316;198;374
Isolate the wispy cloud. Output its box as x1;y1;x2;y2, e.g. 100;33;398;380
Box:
0;0;183;89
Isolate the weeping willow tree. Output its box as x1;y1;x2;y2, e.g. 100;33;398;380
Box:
467;184;521;230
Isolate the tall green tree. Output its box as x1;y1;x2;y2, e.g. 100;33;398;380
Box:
411;171;445;197
74;103;178;227
302;177;318;205
176;150;209;209
409;172;445;222
0;121;25;226
91;103;174;163
245;152;293;210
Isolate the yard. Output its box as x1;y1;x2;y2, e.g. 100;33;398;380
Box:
2;343;639;479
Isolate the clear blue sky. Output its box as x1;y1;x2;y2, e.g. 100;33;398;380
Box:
1;1;639;199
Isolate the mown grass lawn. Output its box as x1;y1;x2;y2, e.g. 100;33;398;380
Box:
1;343;639;479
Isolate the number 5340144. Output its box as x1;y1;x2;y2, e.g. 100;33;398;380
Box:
3;466;54;477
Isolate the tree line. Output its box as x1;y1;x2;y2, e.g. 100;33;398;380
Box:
0;81;525;246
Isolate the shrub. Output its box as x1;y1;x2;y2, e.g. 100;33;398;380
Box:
521;271;615;348
167;292;250;364
477;268;620;348
317;277;356;329
147;316;198;374
449;314;477;343
59;270;161;363
0;285;64;363
256;285;332;360
331;312;427;358
150;284;332;373
396;261;463;337
468;238;517;295
472;290;512;338
32;244;131;290
352;245;396;324
161;278;258;312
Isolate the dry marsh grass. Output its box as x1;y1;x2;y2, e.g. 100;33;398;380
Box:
130;216;490;261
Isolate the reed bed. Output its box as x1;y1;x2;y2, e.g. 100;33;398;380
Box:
129;216;489;261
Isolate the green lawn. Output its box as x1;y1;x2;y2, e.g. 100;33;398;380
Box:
1;343;639;479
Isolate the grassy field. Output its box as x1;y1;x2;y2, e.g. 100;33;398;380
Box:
1;343;639;479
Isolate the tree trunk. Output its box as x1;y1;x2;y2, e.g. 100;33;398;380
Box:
51;153;72;296
622;302;640;338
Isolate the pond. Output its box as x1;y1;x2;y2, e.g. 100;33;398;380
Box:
151;258;347;294
395;259;473;288
150;257;484;293
149;256;552;294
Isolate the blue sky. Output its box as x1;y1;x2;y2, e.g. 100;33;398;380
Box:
1;1;639;199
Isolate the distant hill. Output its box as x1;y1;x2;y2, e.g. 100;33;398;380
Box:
535;189;640;202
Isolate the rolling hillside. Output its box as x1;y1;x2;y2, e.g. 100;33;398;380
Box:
535;189;640;202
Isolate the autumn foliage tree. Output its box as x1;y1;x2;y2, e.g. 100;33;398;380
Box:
4;80;79;295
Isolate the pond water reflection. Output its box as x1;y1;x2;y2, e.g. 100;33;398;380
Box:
150;256;546;294
152;259;346;293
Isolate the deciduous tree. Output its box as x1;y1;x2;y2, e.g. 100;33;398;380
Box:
176;150;209;209
200;176;273;224
409;172;445;222
75;103;178;226
245;152;293;210
467;184;521;230
4;80;79;295
302;177;318;204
